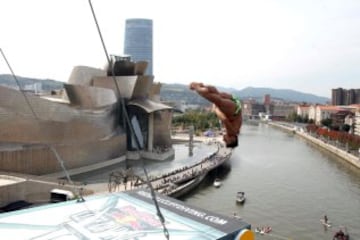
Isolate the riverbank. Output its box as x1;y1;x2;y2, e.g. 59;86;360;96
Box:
268;121;360;169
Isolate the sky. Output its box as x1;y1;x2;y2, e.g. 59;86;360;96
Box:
1;0;359;98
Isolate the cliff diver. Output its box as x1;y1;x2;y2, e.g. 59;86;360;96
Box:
189;82;242;148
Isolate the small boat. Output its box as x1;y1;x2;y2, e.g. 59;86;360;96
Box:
213;178;222;188
263;226;272;234
333;227;350;240
254;226;272;235
232;212;242;220
236;191;245;203
320;218;331;228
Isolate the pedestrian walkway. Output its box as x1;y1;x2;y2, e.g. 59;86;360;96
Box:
88;144;232;196
130;146;231;195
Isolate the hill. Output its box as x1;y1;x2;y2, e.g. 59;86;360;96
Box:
236;86;329;104
0;75;330;104
160;84;330;105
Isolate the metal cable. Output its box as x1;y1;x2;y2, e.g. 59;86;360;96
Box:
87;1;169;239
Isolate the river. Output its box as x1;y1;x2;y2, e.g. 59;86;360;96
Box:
183;123;360;240
73;123;360;239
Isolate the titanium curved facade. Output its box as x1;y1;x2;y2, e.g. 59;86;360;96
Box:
0;58;174;175
124;19;153;76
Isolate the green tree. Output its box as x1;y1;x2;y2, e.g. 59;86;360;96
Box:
172;110;220;132
287;112;297;122
340;124;351;132
303;115;309;123
321;118;332;128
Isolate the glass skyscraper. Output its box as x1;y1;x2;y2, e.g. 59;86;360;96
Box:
332;88;360;105
124;19;153;76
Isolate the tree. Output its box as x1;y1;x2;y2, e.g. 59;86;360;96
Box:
321;118;332;128
172;110;220;132
287;112;297;122
303;114;309;123
340;124;351;132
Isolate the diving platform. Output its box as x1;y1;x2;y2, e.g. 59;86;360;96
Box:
0;189;253;239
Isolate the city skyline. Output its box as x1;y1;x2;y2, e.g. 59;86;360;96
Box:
1;0;360;98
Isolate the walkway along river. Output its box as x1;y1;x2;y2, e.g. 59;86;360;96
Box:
134;146;232;197
183;123;360;240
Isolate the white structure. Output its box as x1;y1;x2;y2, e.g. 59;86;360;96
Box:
259;112;272;121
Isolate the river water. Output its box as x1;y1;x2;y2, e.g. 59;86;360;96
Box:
73;123;360;239
183;123;360;240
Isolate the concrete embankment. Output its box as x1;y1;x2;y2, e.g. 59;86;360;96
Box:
268;122;360;169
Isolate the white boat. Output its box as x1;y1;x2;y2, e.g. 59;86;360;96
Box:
236;191;245;203
213;178;222;188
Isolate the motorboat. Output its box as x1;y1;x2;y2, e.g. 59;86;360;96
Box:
236;191;246;203
333;227;350;240
213;178;222;188
254;226;272;235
